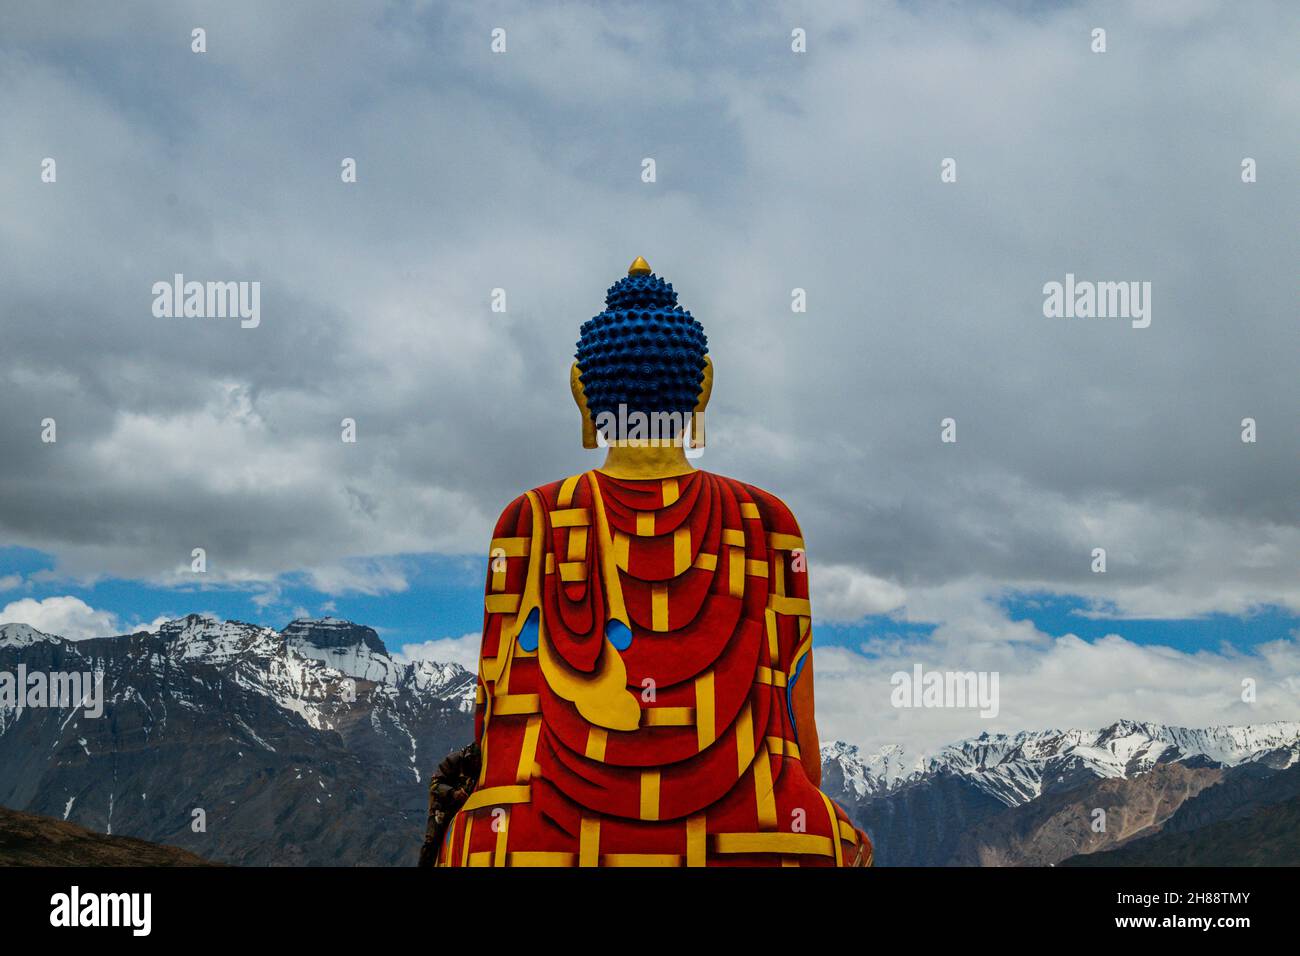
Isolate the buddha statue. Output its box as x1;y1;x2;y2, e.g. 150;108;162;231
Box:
432;258;871;867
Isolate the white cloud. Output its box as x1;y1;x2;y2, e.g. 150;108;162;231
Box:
251;584;283;609
814;564;907;621
394;633;482;672
0;574;23;592
812;592;1300;756
127;615;172;634
0;596;120;640
304;561;411;597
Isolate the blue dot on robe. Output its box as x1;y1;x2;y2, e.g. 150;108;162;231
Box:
605;619;633;650
517;608;539;652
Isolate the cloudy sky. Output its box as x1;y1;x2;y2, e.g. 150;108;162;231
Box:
1;0;1296;756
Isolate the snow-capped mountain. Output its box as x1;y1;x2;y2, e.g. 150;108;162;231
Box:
279;617;405;686
820;719;1300;866
150;614;476;725
0;622;56;649
0;615;476;865
821;718;1300;807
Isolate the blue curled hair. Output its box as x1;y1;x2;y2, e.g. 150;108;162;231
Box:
574;272;708;428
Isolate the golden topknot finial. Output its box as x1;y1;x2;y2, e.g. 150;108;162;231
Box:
628;256;652;276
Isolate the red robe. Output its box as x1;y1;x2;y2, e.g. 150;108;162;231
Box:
439;469;868;866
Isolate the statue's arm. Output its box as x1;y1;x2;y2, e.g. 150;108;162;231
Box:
424;496;534;865
473;492;534;743
793;642;873;862
740;481;827;785
742;480;872;862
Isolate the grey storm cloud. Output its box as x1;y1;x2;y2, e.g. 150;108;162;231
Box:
0;0;1296;617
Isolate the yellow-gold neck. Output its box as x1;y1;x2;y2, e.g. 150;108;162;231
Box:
597;444;695;479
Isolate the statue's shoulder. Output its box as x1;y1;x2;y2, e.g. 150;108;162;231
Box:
489;490;534;534
700;471;804;538
491;473;588;531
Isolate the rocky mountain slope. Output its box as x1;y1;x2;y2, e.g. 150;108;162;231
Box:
1062;791;1300;867
948;760;1224;866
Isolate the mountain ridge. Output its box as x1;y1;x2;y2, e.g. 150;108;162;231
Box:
821;719;1300;866
821;717;1300;807
3;614;1296;866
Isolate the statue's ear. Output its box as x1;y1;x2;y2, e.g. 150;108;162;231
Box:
571;362;598;449
692;355;713;448
695;355;713;411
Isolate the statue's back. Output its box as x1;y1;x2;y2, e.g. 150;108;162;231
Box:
437;467;868;867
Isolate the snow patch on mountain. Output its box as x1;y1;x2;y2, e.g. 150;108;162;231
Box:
0;623;60;648
822;740;929;798
401;659;476;712
281;618;403;685
158;614;280;663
